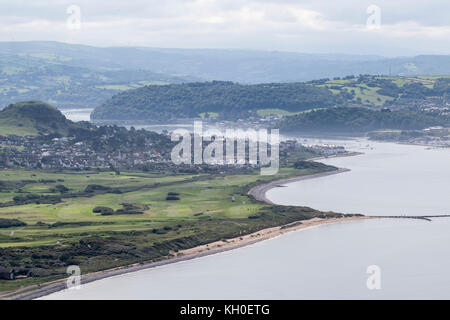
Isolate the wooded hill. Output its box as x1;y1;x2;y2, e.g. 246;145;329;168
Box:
91;75;450;122
278;107;450;134
91;81;343;121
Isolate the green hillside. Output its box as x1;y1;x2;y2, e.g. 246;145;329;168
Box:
4;42;450;84
0;101;81;136
0;51;194;110
312;75;450;107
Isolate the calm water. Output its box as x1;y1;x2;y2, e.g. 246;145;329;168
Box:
43;139;450;299
61;109;93;122
60;108;228;133
268;139;450;217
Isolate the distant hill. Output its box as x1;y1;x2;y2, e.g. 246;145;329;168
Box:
91;75;450;121
91;81;343;121
4;41;450;84
0;101;83;136
2;41;450;115
0;43;196;110
2;41;450;88
278;107;450;134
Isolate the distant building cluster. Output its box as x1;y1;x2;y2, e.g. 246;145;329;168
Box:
0;133;352;171
0;134;169;170
281;139;347;157
307;144;347;157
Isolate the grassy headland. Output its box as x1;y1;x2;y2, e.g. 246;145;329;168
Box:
0;163;360;294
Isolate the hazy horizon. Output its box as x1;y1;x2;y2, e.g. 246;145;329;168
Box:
2;0;450;57
0;39;438;59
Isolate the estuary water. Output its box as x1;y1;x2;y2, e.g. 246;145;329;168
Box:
42;139;450;299
61;109;93;122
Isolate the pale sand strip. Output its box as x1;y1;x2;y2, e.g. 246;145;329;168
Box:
174;215;369;258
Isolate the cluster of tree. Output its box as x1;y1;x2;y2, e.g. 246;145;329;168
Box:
74;125;174;154
93;203;148;215
0;218;27;228
279;107;450;134
11;194;62;206
49;184;69;194
166;192;180;201
84;184;112;193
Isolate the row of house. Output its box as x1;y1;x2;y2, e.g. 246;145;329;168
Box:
0;134;169;170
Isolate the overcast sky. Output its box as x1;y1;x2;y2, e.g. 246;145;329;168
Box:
1;0;450;56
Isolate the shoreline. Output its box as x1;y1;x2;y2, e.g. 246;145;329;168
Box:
369;138;449;149
9;215;370;300
248;167;351;204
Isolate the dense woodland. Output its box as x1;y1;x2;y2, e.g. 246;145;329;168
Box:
91;81;346;120
279;107;450;134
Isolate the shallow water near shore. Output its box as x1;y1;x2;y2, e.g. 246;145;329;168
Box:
42;139;450;299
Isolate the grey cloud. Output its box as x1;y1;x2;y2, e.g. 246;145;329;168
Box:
0;0;449;55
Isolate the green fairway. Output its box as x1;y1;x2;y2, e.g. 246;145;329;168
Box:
0;167;313;241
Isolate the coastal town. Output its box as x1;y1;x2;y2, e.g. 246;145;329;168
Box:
0;132;171;170
0;132;350;171
368;126;450;147
0;135;166;170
